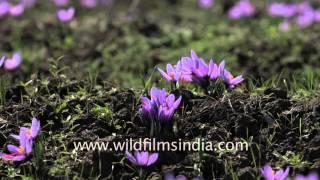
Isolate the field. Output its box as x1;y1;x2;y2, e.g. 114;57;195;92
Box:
0;0;320;179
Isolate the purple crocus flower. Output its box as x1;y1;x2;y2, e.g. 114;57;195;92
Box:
140;87;181;123
11;118;40;142
53;0;69;7
125;151;158;166
208;60;225;80
0;129;32;161
267;3;297;18
158;62;182;82
261;165;290;180
56;7;75;22
3;52;22;70
0;1;10;17
179;50;209;87
221;69;244;88
295;172;319;180
198;0;214;9
228;0;255;19
9;3;25;17
279;20;290;32
80;0;98;8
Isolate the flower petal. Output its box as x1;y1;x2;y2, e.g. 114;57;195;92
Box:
31;117;40;138
7;144;19;153
125;151;137;165
146;152;158;166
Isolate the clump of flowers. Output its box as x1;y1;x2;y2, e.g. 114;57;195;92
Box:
0;52;22;71
228;0;255;19
261;164;289;180
0;118;40;161
267;1;320;31
140;87;181;123
158;50;244;89
125;151;158;167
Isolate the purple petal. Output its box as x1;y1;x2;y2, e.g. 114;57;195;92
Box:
261;165;274;180
31;117;40;138
230;75;244;85
135;151;149;166
0;153;25;161
4;52;22;70
11;154;26;161
9;4;25;17
0;56;5;67
125;151;137;165
158;67;172;81
173;96;182;109
146;152;158;166
7;144;19;153
0;1;10;17
276;167;289;180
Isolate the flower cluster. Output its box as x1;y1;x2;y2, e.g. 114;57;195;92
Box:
0;52;22;71
268;2;320;31
261;164;319;180
0;0;113;23
140;87;181;123
228;0;255;20
0;118;40;161
158;50;244;89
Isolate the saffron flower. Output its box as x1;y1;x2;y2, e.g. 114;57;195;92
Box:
221;69;244;88
11;118;40;142
158;62;182;82
0;128;32;161
0;1;10;17
80;0;98;8
2;52;22;70
125;151;158;167
9;3;25;17
228;0;255;19
57;7;75;22
295;172;319;180
198;0;214;9
261;164;289;180
140;87;181;123
53;0;69;7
